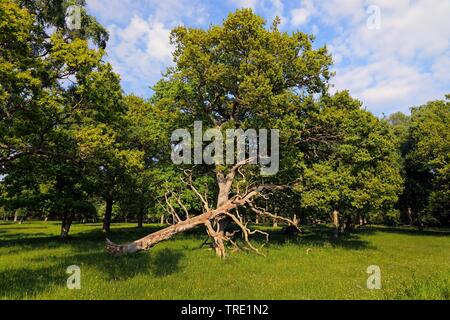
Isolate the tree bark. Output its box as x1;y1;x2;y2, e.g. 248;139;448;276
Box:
19;214;26;224
103;197;113;233
406;207;413;225
211;171;235;257
61;213;73;240
137;208;144;228
345;216;353;231
358;214;363;226
332;209;340;239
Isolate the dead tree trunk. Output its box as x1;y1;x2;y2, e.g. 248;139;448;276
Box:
212;171;234;258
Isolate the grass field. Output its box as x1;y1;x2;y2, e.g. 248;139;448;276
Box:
0;221;449;300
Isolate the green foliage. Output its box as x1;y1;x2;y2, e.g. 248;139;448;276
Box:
301;92;403;224
0;0;125;230
400;96;450;226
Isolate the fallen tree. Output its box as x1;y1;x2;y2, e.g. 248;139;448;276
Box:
106;167;300;257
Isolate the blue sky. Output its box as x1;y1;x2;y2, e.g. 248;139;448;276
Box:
86;0;450;116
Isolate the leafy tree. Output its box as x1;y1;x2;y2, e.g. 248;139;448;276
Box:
0;0;121;237
301;92;403;237
106;9;335;257
401;95;450;226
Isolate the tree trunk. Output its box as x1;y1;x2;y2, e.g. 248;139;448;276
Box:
332;209;340;239
406;207;413;225
272;219;278;228
211;172;235;258
416;211;424;231
255;217;259;224
103;197;113;233
13;211;18;222
160;214;165;224
61;213;73;240
137;209;144;228
345;216;353;231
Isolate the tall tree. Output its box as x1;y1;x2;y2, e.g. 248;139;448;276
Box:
106;9;334;257
301;92;403;237
400;95;450;226
0;0;121;238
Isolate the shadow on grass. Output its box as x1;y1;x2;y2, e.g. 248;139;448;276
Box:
59;247;185;280
0;266;66;299
236;224;375;250
0;226;51;230
362;225;450;237
0;225;187;298
0;248;185;298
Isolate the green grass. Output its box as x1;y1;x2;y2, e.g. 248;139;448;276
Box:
0;221;449;300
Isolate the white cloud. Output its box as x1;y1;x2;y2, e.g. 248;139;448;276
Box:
316;0;450;114
332;58;440;114
87;0;208;26
290;1;315;27
230;0;258;9
105;16;174;96
229;0;287;26
87;0;208;96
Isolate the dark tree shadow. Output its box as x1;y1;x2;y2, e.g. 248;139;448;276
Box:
0;224;187;298
149;249;184;277
0;266;66;299
0;226;50;230
244;225;377;250
362;226;450;237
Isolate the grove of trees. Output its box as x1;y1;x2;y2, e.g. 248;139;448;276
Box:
1;1;448;257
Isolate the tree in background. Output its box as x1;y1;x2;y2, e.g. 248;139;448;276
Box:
301;92;403;237
394;95;450;227
0;0;126;238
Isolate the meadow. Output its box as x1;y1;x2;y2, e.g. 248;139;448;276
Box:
0;221;449;300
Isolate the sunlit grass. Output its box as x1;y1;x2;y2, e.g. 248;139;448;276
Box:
0;221;449;300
